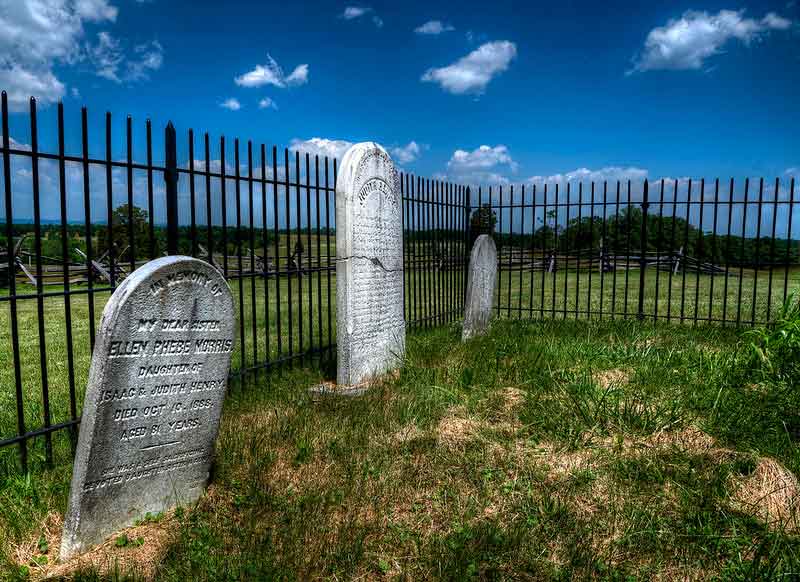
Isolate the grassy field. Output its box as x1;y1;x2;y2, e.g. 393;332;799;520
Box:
0;272;340;475
2;317;800;579
494;265;800;324
2;266;799;475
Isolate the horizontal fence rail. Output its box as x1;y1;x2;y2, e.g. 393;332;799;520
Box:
0;94;465;474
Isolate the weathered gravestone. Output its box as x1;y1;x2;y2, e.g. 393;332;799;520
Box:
335;142;405;388
60;256;235;559
462;234;498;341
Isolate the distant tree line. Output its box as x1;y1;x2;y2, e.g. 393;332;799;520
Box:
3;202;798;289
490;206;799;265
0;203;336;272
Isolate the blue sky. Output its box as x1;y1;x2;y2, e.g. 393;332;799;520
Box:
0;0;799;226
1;0;799;180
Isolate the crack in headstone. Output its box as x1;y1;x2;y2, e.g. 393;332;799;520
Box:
340;255;402;272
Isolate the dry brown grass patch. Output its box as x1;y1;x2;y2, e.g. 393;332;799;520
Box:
634;337;659;350
648;426;717;454
500;386;525;412
593;368;631;389
389;423;427;445
536;442;596;481
234;409;278;429
23;511;179;581
11;511;62;580
730;457;800;532
649;563;716;581
436;407;485;449
267;450;337;491
589;426;717;458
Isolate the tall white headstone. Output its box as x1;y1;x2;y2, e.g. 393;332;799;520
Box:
60;256;235;559
462;235;498;341
335;143;405;387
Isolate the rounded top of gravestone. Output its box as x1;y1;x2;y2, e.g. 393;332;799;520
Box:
99;255;233;328
471;234;497;259
336;142;399;202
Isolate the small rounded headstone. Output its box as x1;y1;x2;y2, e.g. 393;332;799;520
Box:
462;235;498;341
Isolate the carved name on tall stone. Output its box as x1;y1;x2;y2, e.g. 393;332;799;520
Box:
60;256;235;559
462;235;498;341
336;143;405;387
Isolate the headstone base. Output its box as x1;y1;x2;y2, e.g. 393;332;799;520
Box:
308;381;369;398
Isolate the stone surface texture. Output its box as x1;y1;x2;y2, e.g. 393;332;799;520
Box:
60;256;235;559
335;142;405;387
462;235;498;341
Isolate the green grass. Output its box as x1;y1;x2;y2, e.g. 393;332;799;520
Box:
2;318;800;580
2;265;798;476
493;265;800;324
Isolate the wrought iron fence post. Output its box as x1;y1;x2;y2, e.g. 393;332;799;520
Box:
637;179;650;321
165;121;179;255
463;187;472;308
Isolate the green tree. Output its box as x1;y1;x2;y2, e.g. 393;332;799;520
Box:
469;204;497;245
96;204;150;261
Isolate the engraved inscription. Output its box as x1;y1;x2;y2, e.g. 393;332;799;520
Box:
336;143;405;387
358;177;398;207
61;256;235;559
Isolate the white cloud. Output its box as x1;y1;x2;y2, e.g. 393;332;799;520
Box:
86;31;123;81
342;6;369;19
0;0;163;111
191;159;230;173
0;66;65;111
289;137;353;160
527;167;649;185
220;98;241;111
288;138;422;165
235;59;282;88
421;40;517;94
75;0;118;21
415;20;455;35
786;167;799;177
0;135;31;150
340;6;383;27
285;64;309;86
449;145;517;172
0;0;117;110
0;1;91;66
234;55;309;88
391;141;423;164
630;9;793;73
127;40;163;81
258;97;277;110
440;144;518;185
439;147;649;187
85;32;163;83
763;12;792;29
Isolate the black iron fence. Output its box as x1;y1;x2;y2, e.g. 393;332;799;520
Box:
482;179;799;325
2;93;798;474
402;175;471;330
0;94;468;474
